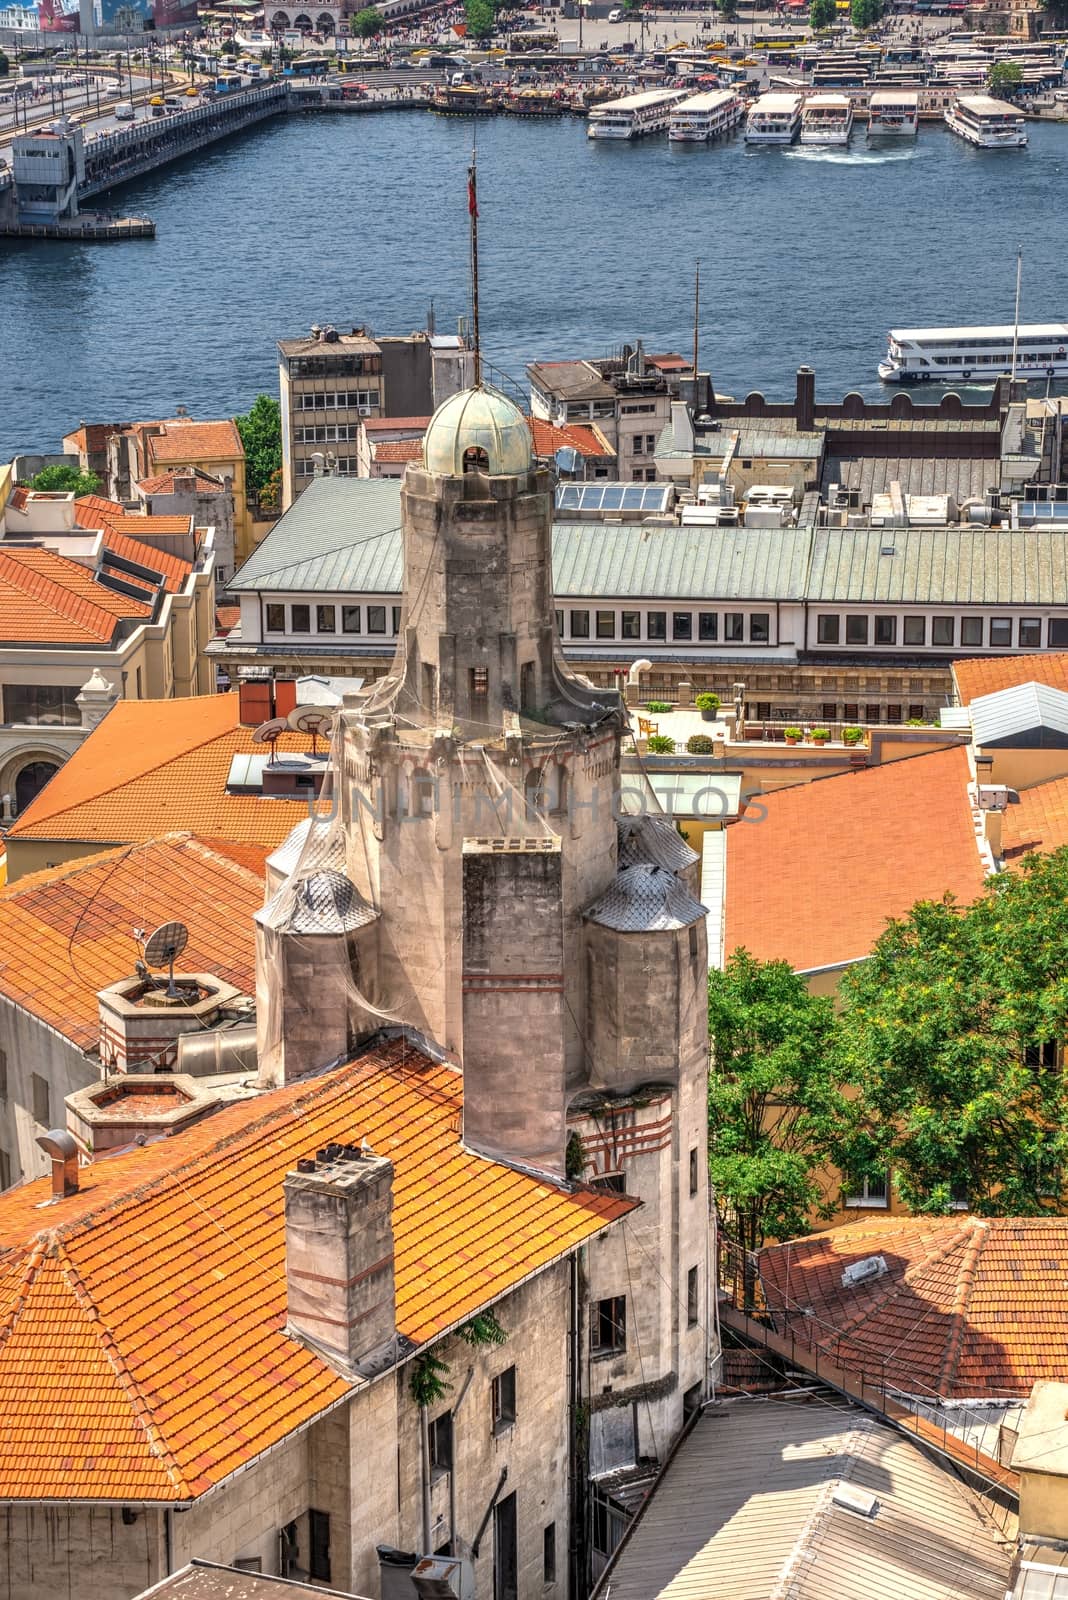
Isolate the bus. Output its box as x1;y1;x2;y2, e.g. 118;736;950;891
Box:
287;54;332;77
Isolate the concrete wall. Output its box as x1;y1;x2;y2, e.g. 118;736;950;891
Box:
0;1504;165;1600
0;994;96;1186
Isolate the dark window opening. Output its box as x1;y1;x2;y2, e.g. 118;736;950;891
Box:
846;615;869;646
689;1145;699;1197
931;616;954;646
494;1492;518;1600
470;666;489;714
622;611;641;640
308;1510;331;1584
265;603;285;634
961;617;984;646
316;605;336;634
463;445;489;473
429;1411;453;1475
591;1171;626;1193
342;605;361;634
750;613;770;644
570;610;590;639
903;616;926;646
31;1073;49;1128
699;612;718;642
725;613;744;643
817;614;840;645
543;1523;556;1585
673;612;693;641
520;661;536;712
291;604;310;633
647;611;666;642
492;1365;516;1431
591;1295;626;1355
597;610;616;639
367;605;386;634
875;615;896;646
687;1265;699;1326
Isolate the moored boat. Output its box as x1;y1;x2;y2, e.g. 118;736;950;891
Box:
944;93;1027;147
433;84;500;117
867;88;918;137
744;91;803;144
799;92;853;145
878;322;1068;383
587;86;689;139
668;87;744;143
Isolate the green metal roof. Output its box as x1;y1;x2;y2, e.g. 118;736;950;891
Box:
230;478;404;594
808;526;1068;606
551;523;811;601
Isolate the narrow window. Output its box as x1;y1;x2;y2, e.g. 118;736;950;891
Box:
591;1296;626;1355
570;610;590;639
290;603;310;633
698;612;718;642
596;610;616;639
342;605;361;634
316;605;336;634
494;1492;518;1600
543;1523;556;1585
520;661;535;712
750;613;770;644
874;615;896;645
31;1073;49;1127
673;612;693;641
687;1265;699;1327
646;611;667;641
429;1411;453;1474
265;603;285;633
724;613;744;643
817;614;840;644
1019;618;1042;648
470;666;489;715
689;1145;699;1197
492;1366;516;1431
931;616;955;646
622;611;641;640
308;1509;331;1584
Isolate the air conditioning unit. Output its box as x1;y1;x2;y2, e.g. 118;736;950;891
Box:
840;1255;888;1290
358;406;372;417
832;1484;880;1519
411;1555;474;1600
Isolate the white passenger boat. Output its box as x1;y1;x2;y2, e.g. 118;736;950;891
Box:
799;92;853;145
867;88;918;137
879;323;1068;383
668;88;744;143
744;91;803;144
587;87;689;139
944;93;1027;147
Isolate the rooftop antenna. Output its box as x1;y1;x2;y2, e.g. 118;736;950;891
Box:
288;705;335;756
252;715;288;768
468;140;482;388
143;920;189;1001
1011;245;1023;387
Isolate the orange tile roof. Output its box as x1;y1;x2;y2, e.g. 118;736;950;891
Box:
0;834;263;1051
73;493;127;529
7;486;28;513
953;652;1068;705
527;416;612;459
724;746;987;972
759;1215;1068;1398
7;695;312;849
361;416;431;433
100;528;193;595
147;420;243;465
0;546;150;645
0;1038;632;1502
373;439;424;464
1000;772;1068;863
137;468;226;496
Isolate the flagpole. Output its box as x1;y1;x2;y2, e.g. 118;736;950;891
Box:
469;149;482;388
1010;245;1022;387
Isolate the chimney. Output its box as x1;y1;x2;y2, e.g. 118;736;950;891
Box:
284;1144;397;1372
1013;1381;1068;1544
671;400;695;454
36;1128;79;1199
796;365;816;433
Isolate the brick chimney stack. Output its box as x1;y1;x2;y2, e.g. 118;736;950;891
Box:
283;1144;397;1373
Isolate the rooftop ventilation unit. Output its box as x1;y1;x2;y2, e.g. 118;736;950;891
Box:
411;1556;474;1600
840;1254;888;1290
831;1484;880;1519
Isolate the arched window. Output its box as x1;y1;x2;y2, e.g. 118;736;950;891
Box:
463;445;489;474
551;763;569;818
525;767;544;815
15;761;57;815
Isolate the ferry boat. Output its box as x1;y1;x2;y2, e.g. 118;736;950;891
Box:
667;88;744;142
744;91;803;144
502;86;564;118
867;88;918;137
799;93;853;145
879;323;1068;383
587;87;689;139
433;84;499;117
944;93;1027;147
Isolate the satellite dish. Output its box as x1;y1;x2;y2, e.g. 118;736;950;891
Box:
252;716;289;768
143;921;189;1000
288;705;334;755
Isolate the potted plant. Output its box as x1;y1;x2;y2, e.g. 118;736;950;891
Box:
686;733;715;755
695;691;721;723
783;726;802;746
810;727;831;745
842;726;865;746
646;734;676;754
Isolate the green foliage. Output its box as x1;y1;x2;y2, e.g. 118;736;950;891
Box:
836;849;1068;1216
987;59;1023;92
220;37;238;55
810;0;836;26
905;717;928;727
459;1310;508;1347
350;6;384;36
708;952;849;1279
0;49;10;76
687;734;715;755
565;1130;586;1180
809;728;831;743
409;1350;451;1406
645;701;673;714
235;394;282;499
851;0;882;25
29;464;101;496
842;726;865;745
783;726;802;740
646;734;676;754
718;0;739;17
695;692;720;713
464;0;496;40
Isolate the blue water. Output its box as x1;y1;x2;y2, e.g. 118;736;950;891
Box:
3;110;1068;454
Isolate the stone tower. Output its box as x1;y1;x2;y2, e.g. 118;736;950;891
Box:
258;383;713;1513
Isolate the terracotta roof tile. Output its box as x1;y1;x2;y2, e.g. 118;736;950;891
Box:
73;494;127;529
954;653;1068;705
7;695;311;849
137;468;226;496
0;546;149;645
1000;772;1068;863
724;746;987;971
147;420;243;464
527;416;612;459
100;528;193;594
759;1215;1068;1398
373;439;424;464
7;486;28;513
0;834;263;1050
361;416;431;433
0;1038;632;1501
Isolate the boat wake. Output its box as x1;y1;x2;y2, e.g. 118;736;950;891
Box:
785;147;916;165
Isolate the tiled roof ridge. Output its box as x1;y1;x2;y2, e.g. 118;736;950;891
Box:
937;1219;990;1393
34;1046;417;1250
55;1241;192;1497
180;834;268;889
0;549;140;639
0;1235;47;1349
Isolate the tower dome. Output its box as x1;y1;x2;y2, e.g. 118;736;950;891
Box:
422;384;533;478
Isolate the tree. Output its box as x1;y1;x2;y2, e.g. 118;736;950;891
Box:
837;849;1068;1217
988;59;1023;94
29;464;101;496
851;0;882;28
0;49;10;77
708;952;851;1301
718;0;739;18
349;6;383;36
810;0;836;28
235;394;282;500
464;0;496;40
